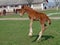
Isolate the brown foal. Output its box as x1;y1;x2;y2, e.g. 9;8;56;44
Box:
19;5;51;41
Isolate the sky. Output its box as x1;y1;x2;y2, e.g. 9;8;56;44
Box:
47;0;56;7
48;0;55;2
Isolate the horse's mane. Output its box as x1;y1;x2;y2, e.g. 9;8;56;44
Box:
21;5;45;15
26;6;44;14
23;5;38;13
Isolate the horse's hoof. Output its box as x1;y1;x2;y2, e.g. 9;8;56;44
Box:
28;34;32;38
28;33;32;37
28;35;32;38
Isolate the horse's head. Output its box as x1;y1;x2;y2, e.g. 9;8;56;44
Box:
19;5;27;16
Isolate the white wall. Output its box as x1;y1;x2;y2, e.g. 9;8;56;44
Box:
31;3;44;10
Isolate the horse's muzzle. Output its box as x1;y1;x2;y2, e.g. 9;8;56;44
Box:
20;13;23;16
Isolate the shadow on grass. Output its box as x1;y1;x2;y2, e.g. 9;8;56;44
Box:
32;35;54;42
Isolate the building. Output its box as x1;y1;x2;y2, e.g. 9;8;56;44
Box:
0;0;48;13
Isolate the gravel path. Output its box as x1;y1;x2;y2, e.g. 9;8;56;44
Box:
0;17;60;20
0;18;29;20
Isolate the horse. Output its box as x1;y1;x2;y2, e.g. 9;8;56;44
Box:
19;5;51;41
15;9;21;13
0;12;2;16
0;12;1;15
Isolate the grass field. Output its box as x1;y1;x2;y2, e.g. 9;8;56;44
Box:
0;20;60;45
0;9;60;45
0;13;28;18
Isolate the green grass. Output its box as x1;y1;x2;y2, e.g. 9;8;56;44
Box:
41;9;60;14
50;14;60;17
0;20;60;45
41;9;60;17
0;13;28;18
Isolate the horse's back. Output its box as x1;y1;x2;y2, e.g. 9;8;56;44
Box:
39;12;51;24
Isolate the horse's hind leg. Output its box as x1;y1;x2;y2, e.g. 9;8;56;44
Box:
37;24;45;41
28;19;33;37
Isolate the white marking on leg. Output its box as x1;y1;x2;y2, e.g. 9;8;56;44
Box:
37;24;44;41
28;19;33;36
37;31;42;41
29;27;33;36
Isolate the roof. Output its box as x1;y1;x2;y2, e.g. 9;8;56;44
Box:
0;0;44;6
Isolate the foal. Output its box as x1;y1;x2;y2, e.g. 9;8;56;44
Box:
19;5;51;41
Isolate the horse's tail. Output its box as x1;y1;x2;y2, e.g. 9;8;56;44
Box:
44;18;51;27
44;18;51;28
48;18;51;25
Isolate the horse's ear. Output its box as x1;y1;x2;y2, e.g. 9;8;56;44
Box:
25;5;28;6
21;5;28;8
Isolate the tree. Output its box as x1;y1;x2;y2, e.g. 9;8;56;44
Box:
46;0;48;3
26;0;33;7
43;0;48;3
54;0;59;10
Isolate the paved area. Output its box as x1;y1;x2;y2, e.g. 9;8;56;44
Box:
0;18;29;20
0;17;60;20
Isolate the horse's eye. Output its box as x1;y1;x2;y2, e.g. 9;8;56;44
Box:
22;5;24;8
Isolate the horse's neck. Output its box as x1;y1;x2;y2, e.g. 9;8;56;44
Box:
25;7;35;14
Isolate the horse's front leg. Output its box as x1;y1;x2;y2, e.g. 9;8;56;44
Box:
28;19;33;37
37;24;45;41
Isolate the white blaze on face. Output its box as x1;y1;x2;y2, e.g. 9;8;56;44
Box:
20;13;23;16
